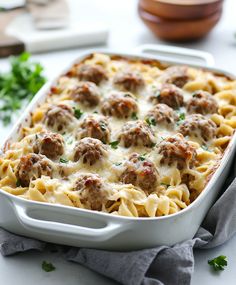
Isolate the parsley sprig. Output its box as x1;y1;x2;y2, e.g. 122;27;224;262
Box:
208;255;227;271
0;53;46;125
42;261;56;272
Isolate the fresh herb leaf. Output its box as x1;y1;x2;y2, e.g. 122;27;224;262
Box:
155;91;161;98
114;162;122;166
0;52;46;125
60;158;68;163
16;180;21;187
124;93;132;98
145;117;156;126
138;153;147;161
42;261;56;272
208;255;227;271
109;141;119;149
74;108;83;119
178;113;185;121
131;112;138;120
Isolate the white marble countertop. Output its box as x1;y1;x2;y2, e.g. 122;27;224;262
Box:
0;0;236;284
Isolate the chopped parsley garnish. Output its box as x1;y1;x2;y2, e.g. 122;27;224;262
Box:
124;93;132;98
74;108;83;119
42;261;56;272
131;112;138;120
16;180;21;187
178;113;185;121
138;153;147;161
100;122;107;131
192;92;198;97
155;91;161;98
109;141;119;149
208;255;227;271
145;117;156;126
114;162;122;166
0;52;46;125
60;158;68;163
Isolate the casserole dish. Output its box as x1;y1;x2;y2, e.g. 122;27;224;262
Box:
0;44;236;250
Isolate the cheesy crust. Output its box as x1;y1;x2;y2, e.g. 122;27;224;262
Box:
1;53;236;218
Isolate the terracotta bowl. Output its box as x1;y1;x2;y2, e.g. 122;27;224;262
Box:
138;6;222;42
139;0;223;20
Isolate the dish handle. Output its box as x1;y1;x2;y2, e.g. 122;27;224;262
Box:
14;204;124;242
134;44;215;67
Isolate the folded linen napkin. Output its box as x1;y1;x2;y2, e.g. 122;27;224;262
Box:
0;155;236;285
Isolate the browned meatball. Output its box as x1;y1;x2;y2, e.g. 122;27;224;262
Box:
16;153;53;187
43;104;74;132
156;134;197;169
70;81;100;107
186;90;219;115
33;132;64;160
74;138;108;166
76;64;107;85
178;114;217;141
146;103;178;126
101;92;138;119
73;173;106;210
120;153;159;193
77;115;111;143
113;71;145;93
118;120;155;148
150;84;184;109
163;66;189;88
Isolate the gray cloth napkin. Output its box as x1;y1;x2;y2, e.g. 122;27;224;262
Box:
0;157;236;285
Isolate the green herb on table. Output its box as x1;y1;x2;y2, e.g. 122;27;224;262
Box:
109;141;119;149
208;255;227;271
42;261;56;272
60;158;69;163
0;52;46;125
74;108;83;119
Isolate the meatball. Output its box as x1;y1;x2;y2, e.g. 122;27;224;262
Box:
146;103;178;126
120;153;159;193
150;84;184;109
43;104;74;132
16;153;53;187
70;81;100;107
76;64;107;85
77;115;111;144
163;66;189;88
178;114;217;141
101;92;138;119
74;138;108;166
73;173;106;211
186;90;219;115
156;134;197;169
113;71;145;93
118;120;155;148
33;132;64;160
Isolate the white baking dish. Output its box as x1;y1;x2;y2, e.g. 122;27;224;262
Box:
0;44;235;250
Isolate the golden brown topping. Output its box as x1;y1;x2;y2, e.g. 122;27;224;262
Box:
121;153;160;193
113;70;145;93
156;134;197;169
146;103;178;126
186;90;219;115
118;120;156;148
74;138;108;166
33;132;64;160
16;153;53;187
101;91;138;119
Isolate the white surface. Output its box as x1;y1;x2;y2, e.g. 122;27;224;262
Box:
0;0;236;284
